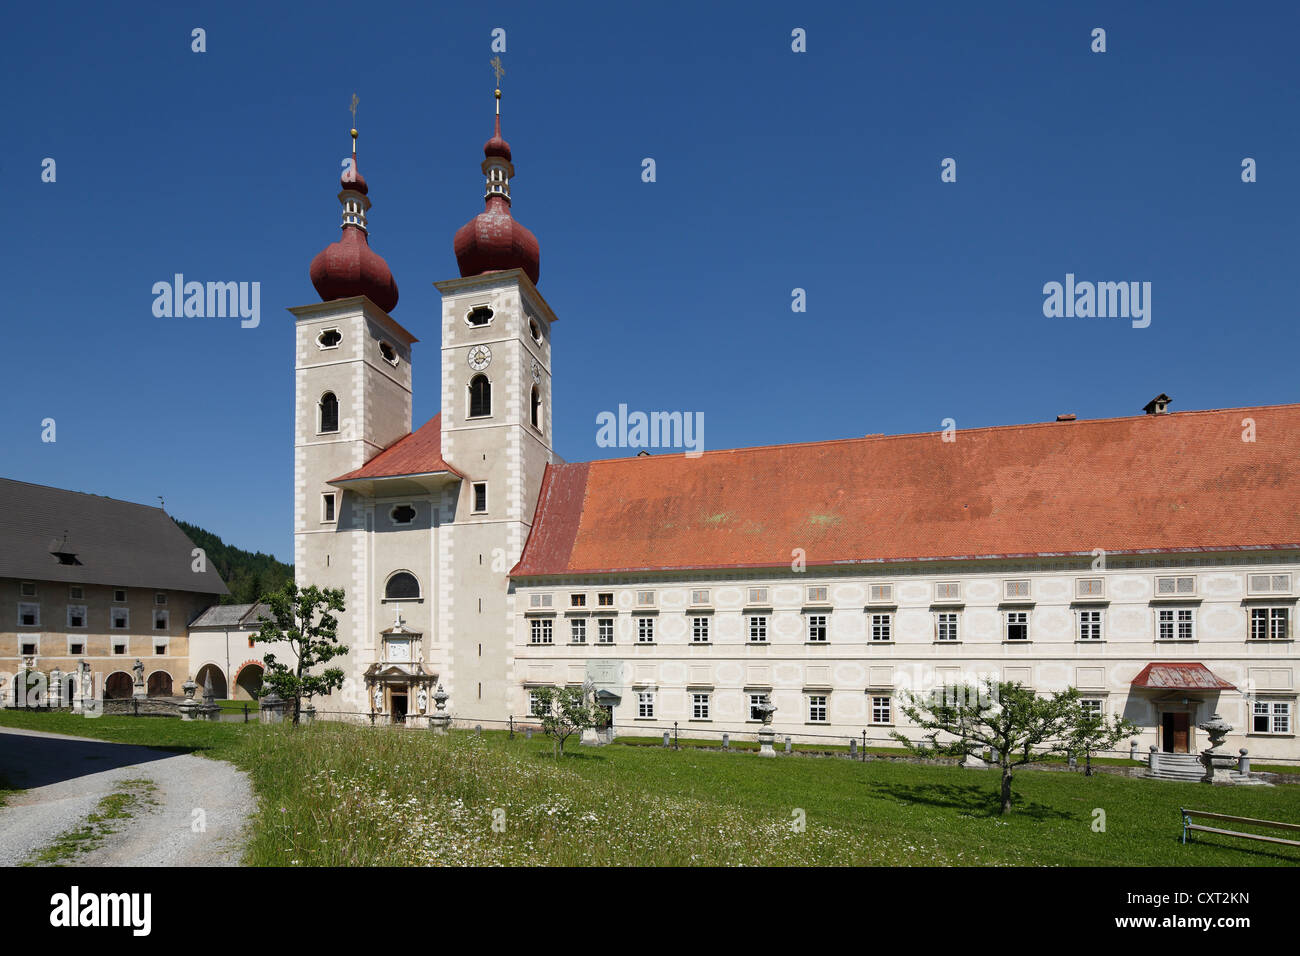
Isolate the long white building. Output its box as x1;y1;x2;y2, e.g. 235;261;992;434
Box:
291;90;1299;761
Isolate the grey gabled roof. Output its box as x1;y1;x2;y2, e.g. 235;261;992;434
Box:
190;601;273;628
0;478;229;595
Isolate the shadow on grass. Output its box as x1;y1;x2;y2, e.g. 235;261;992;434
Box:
866;781;1075;821
1178;832;1300;865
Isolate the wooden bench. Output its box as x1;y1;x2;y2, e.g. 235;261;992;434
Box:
1181;808;1300;848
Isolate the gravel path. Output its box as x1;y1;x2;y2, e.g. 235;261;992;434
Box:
0;726;253;866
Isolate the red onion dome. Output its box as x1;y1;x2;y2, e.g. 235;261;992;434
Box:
310;225;399;313
454;195;540;285
484;114;511;161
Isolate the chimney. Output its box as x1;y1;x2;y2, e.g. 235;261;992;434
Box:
1143;393;1172;416
1056;413;1076;422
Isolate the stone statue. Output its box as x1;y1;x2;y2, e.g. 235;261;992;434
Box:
372;686;382;712
132;658;144;686
418;686;428;713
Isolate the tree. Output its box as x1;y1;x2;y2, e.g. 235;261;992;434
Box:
1068;707;1138;776
530;686;603;758
253;582;348;725
892;680;1080;814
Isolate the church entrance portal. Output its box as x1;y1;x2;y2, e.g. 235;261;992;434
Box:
391;691;408;724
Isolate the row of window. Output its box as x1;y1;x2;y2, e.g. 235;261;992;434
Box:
526;688;1293;735
315;328;401;367
316;378;544;437
16;604;170;631
17;583;168;604
16;635;171;657
529;573;1295;611
321;483;489;526
528;606;1293;644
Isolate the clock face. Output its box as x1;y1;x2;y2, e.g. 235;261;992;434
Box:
467;345;492;371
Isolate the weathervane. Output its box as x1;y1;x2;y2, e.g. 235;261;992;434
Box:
350;92;359;126
490;56;505;88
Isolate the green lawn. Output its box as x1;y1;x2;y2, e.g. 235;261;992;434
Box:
2;710;1297;866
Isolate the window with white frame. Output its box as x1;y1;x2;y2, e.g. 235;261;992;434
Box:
1248;573;1292;595
111;607;129;630
69;585;83;600
154;592;167;606
690;589;710;606
113;588;126;603
20;582;36;597
153;609;169;631
870;613;892;642
1249;607;1290;641
748;694;769;721
691;616;710;643
871;695;892;725
934;581;961;602
153;638;168;655
1252;700;1291;735
19;636;38;657
472;482;488;514
806;614;828;642
530;619;553;644
869;583;894;604
570;593;586;607
748;587;769;605
808;695;828;723
597;618;614;643
1076;577;1104;599
67;639;85;656
18;603;39;627
806;586;828;604
636;590;656;607
112;637;127;655
529;593;553;609
1077;608;1103;641
637;692;655;718
691;693;711;719
1005;610;1030;641
1155;575;1196;597
570;618;586;644
637;617;655;643
322;493;336;522
597;592;614;607
529;690;548;717
1157;607;1195;641
1004;580;1031;600
936;611;959;642
748;615;768;643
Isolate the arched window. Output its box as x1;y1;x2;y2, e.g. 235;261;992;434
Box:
385;571;421;600
319;392;339;433
469;375;491;418
531;385;543;431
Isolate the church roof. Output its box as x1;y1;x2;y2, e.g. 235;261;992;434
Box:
512;403;1300;577
330;414;464;483
0;479;230;594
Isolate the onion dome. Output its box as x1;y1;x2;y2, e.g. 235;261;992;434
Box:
453;87;540;285
309;126;399;313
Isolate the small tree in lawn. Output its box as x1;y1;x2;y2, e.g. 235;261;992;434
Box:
531;686;602;758
892;679;1080;815
1068;707;1138;776
253;582;348;726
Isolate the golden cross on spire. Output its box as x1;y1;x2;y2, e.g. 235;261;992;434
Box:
350;93;359;124
490;56;505;88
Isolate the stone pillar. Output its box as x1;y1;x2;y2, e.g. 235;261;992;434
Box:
849;738;857;758
722;733;730;750
784;736;792;754
757;725;776;758
1129;740;1138;761
178;675;199;721
260;689;289;724
662;731;670;747
1148;744;1158;771
1238;749;1250;775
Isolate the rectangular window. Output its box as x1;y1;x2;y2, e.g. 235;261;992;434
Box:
808;695;828;723
1077;609;1103;641
934;581;961;602
113;588;127;603
154;592;167;606
1076;577;1104;598
322;493;336;522
530;618;553;644
1155;575;1196;596
597;592;614;607
1080;698;1104;718
1253;701;1292;735
748;587;769;605
529;691;547;717
691;616;710;643
20;639;37;657
68;641;85;656
18;603;39;627
806;614;828;642
748;615;769;644
472;482;488;514
1248;573;1292;595
690;589;710;606
869;583;894;604
597;618;614;644
806;586;828;604
570;618;586;644
69;585;83;600
691;693;710;720
1249;607;1290;641
569;593;586;607
636;590;656;607
871;695;891;725
529;593;553;608
637;692;655;719
20;582;37;597
154;641;167;656
1005;610;1029;641
637;617;655;643
749;694;769;721
1157;607;1195;641
936;611;959;642
112;638;128;655
153;609;169;631
1004;580;1031;600
870;613;892;642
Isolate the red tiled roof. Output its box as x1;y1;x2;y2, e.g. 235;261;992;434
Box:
512;404;1300;576
1130;663;1236;691
331;414;463;483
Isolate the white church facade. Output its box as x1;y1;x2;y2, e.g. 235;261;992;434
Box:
292;90;1300;761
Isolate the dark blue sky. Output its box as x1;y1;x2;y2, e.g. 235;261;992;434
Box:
6;1;1298;561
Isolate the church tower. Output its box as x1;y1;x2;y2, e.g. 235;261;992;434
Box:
436;83;557;720
289;122;414;710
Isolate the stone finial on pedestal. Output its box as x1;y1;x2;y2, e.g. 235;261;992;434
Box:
756;694;778;757
428;682;451;735
178;675;201;721
1197;713;1237;784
